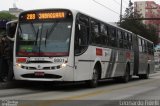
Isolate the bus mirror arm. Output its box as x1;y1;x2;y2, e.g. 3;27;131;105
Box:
7;36;15;41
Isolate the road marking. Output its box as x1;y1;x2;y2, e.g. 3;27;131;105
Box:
32;78;159;106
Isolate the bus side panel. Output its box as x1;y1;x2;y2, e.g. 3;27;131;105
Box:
114;50;126;77
87;46;112;80
149;55;155;74
138;52;148;74
133;35;139;75
74;47;92;81
103;48;117;78
111;49;134;77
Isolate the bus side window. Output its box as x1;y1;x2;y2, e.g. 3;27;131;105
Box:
142;39;146;53
128;34;133;50
123;32;128;49
75;14;89;55
148;42;154;55
144;41;148;53
91;20;100;45
138;38;142;52
109;27;117;47
100;24;109;46
118;30;123;48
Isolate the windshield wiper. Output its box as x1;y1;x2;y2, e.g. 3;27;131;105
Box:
44;21;59;47
28;22;39;46
35;28;39;46
45;29;48;47
18;25;23;39
39;24;43;54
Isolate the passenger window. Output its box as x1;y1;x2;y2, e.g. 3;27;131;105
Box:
123;32;128;49
118;30;123;48
91;20;101;44
138;38;142;46
109;27;117;47
100;23;109;46
138;38;142;52
128;34;133;50
142;40;145;53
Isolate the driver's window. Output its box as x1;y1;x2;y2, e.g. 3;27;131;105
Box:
75;14;89;55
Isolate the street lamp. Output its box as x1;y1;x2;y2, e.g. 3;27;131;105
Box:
120;0;123;25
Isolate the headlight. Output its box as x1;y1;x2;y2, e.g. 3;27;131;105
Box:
61;63;67;68
16;63;22;68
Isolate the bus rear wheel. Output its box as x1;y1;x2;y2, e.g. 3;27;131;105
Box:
139;66;149;79
122;65;130;83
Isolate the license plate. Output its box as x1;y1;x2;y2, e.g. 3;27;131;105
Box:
34;72;45;76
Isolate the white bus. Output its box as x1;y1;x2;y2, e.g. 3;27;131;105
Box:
6;8;154;87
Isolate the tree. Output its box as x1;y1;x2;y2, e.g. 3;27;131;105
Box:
120;0;159;45
0;12;17;20
0;12;17;35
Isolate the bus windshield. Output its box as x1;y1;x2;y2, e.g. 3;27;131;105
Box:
16;20;72;57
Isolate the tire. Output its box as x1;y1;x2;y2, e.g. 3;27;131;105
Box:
87;67;99;88
122;65;130;83
144;66;150;79
139;66;149;79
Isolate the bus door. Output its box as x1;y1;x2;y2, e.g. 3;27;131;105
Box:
74;14;90;81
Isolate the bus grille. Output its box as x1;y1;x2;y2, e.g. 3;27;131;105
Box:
21;65;61;70
21;74;62;79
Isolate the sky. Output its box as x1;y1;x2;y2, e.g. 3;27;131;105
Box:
0;0;160;22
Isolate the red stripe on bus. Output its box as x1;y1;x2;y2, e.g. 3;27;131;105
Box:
96;48;103;56
17;52;69;56
16;57;27;63
126;52;131;59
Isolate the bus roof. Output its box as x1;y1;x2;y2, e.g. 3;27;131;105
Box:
137;35;153;43
19;8;152;42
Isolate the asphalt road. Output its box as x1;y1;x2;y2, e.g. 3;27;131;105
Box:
0;71;160;106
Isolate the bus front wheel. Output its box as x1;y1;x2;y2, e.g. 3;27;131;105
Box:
87;67;99;88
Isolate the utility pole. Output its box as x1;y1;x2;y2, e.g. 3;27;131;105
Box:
120;0;123;26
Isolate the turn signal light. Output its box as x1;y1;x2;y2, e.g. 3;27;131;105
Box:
16;58;27;63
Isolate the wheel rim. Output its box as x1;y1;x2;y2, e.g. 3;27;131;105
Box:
125;72;129;81
92;69;98;85
146;67;149;78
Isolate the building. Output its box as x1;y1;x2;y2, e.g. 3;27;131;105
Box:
134;1;160;44
8;3;23;17
0;3;23;18
0;4;23;33
9;7;23;17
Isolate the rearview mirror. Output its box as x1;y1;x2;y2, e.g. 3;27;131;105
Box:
78;24;81;30
6;20;17;41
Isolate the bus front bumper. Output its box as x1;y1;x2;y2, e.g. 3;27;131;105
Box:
13;65;74;81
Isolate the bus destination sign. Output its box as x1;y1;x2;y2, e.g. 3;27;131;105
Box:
20;11;67;21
